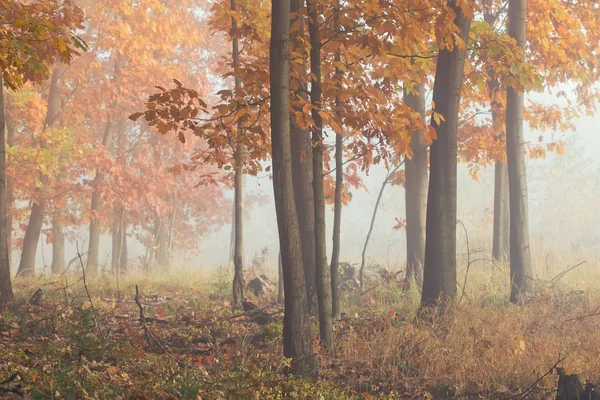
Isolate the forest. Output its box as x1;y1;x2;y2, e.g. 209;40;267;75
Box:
0;0;599;398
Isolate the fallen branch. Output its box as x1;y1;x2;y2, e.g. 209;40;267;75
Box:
0;373;24;396
76;244;104;339
135;285;166;352
507;356;566;399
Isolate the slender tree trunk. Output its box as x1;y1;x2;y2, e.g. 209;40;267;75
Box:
51;220;65;275
307;0;333;349
403;84;428;293
270;0;316;376
228;205;235;270
120;219;128;273
112;206;123;272
360;163;402;289
277;251;284;304
157;219;169;270
18;68;61;277
492;161;509;261
231;0;245;307
290;0;317;314
507;0;533;303
421;2;471;308
5;116;13;273
17;202;44;277
0;77;13;303
87;121;112;274
330;3;342;320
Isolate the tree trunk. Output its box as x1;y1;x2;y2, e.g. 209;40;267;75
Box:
51;220;65;275
507;0;533;303
5;115;14;273
0;76;13;304
330;3;342;320
87;121;112;274
231;0;245;307
403;84;428;294
112;206;123;272
120;220;128;273
492;161;509;261
290;0;317;315
307;0;333;349
18;68;61;277
157;219;169;270
270;0;316;376
421;2;471;308
17;202;44;277
277;251;284;304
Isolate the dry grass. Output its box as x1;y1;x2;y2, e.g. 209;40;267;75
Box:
3;251;600;399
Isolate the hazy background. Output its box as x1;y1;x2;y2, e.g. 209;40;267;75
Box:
26;93;600;275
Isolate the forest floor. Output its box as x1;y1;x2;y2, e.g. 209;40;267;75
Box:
1;260;599;399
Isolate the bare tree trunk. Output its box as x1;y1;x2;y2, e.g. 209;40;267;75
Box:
87;121;112;274
231;0;245;307
18;68;62;277
277;251;284;304
403;84;427;293
307;0;333;349
0;76;13;303
270;0;316;376
120;219;128;273
290;0;317;314
492;161;509;261
5;116;13;273
421;2;471;308
112;206;123;272
17;202;44;277
157;219;169;270
51;220;65;275
507;0;533;303
330;3;342;320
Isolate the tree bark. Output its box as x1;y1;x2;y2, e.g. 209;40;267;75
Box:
492;161;509;261
87;121;112;274
507;0;533;303
307;0;333;349
277;251;284;304
0;76;13;304
51;220;65;275
18;68;61;277
270;0;316;376
5;115;14;273
403;84;427;293
421;2;471;308
119;219;128;273
330;3;342;320
231;0;245;307
290;0;317;315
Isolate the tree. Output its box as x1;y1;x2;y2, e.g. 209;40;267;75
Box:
506;0;532;303
403;83;428;293
231;0;245;308
307;0;333;349
0;0;84;287
421;1;472;308
270;0;316;376
17;68;61;277
290;0;318;314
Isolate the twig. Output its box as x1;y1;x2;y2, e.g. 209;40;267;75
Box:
458;220;471;305
507;356;566;399
135;285;166;352
550;261;586;284
360;159;405;290
76;243;104;339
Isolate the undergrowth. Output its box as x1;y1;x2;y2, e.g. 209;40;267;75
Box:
0;258;599;399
